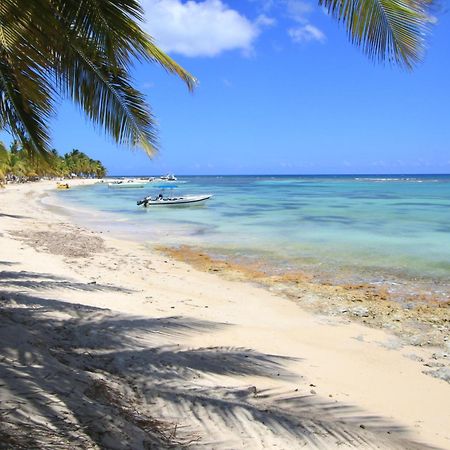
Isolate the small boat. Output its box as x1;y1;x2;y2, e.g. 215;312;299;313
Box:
56;182;70;190
147;175;187;184
108;180;146;188
160;173;177;181
137;194;212;207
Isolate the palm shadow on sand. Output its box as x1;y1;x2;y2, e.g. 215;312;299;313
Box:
0;269;133;293
0;266;438;449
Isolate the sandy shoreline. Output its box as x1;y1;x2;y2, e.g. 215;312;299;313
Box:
162;245;450;351
1;180;449;449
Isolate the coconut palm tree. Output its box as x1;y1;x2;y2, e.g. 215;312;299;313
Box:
0;139;107;179
0;0;431;160
0;141;28;180
0;0;196;158
93;161;107;178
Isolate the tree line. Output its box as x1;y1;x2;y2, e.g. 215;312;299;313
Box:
0;141;106;182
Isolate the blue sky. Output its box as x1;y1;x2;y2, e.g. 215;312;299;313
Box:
3;0;450;175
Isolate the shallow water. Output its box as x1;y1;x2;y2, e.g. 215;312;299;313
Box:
57;175;450;298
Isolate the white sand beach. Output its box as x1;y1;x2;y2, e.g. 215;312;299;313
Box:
0;180;449;449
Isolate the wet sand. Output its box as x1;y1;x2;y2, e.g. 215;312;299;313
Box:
162;245;450;357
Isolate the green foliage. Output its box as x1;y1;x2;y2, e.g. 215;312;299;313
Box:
0;140;107;181
0;0;196;157
63;149;107;178
320;0;431;68
0;0;433;163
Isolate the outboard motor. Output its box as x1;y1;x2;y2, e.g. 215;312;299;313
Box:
137;196;150;206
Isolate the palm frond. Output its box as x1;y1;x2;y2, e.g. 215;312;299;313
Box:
143;39;197;91
59;40;158;155
0;56;53;154
60;0;197;89
0;0;196;157
319;0;431;68
0;140;7;156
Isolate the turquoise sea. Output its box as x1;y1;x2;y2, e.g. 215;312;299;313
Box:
56;175;450;300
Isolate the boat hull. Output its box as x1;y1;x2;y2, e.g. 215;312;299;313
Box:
138;195;212;207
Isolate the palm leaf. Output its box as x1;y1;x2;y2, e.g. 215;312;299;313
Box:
0;0;196;157
143;39;197;91
319;0;431;67
50;0;196;154
0;56;53;154
59;39;159;155
58;0;196;90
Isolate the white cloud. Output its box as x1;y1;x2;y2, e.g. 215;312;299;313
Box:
285;0;313;23
252;0;326;45
253;0;313;23
255;14;276;27
285;1;326;44
258;0;276;12
288;24;326;43
141;0;270;57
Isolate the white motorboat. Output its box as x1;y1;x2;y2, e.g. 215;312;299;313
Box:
160;173;177;181
108;180;146;188
147;175;187;184
137;194;212;207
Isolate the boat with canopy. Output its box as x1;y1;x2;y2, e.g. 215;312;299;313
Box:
137;193;212;207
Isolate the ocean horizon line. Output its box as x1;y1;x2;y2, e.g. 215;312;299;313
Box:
106;172;450;178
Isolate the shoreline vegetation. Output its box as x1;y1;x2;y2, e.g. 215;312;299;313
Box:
0;180;449;449
0;141;106;185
